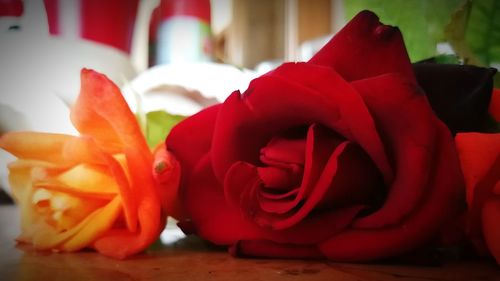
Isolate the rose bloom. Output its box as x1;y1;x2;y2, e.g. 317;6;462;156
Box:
166;11;465;261
455;89;500;264
0;69;179;259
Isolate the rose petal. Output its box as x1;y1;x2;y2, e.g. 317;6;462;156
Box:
242;124;343;216
260;135;306;166
30;196;120;250
153;143;182;219
319;121;463;261
351;74;438;228
62;196;122;251
55;163;119;196
184;154;364;245
309;10;415;83
166;104;221;182
455;133;500;205
211;63;392;186
74;69;163;254
482;199;500;264
455;132;500;257
0;132;79;167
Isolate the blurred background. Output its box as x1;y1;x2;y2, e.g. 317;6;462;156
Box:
0;0;499;201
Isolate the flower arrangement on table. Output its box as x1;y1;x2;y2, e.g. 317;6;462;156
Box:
1;10;499;266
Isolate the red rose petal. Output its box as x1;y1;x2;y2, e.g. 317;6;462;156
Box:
319;114;463;261
482;199;500;264
309;10;415;84
211;63;393;187
351;74;438;228
260;136;306;167
166;104;220;181
455;133;500;258
256;124;344;216
224;123;381;231
186;154;364;246
185;155;264;244
257;166;302;190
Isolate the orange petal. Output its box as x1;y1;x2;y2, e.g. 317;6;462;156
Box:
153;143;182;219
490;88;500;122
71;69;150;157
60;136;138;231
0;132;77;167
72;69;164;255
92;198;162;259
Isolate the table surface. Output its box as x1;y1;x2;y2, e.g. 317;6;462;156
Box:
1;205;499;281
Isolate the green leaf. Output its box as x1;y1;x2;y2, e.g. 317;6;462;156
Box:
145;111;185;149
445;0;500;66
465;0;500;65
495;72;500;88
344;0;462;62
434;54;462;64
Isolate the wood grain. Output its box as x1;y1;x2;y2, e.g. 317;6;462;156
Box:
1;206;499;281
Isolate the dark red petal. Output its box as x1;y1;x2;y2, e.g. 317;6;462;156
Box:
267;141;352;229
257;124;344;216
185;154;364;245
319;112;464;262
309;10;415;83
350;74;438;228
257;166;302;190
260;136;306;166
211;63;392;186
229;240;323;259
166;104;220;181
184;155;264;244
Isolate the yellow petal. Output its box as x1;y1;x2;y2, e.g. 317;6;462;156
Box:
30;196;120;250
8;165;38;234
56;163;119;196
62;196;122;251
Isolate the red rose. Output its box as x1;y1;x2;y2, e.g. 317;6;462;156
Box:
455;89;500;264
166;11;464;261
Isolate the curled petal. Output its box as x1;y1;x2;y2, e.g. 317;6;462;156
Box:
211;63;392;186
351;74;437;228
0;132;80;167
309;10;415;83
319;122;463;261
166;104;220;184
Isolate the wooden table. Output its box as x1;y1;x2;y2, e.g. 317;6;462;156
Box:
1;205;499;281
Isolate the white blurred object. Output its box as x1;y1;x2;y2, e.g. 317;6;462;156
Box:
122;62;257;116
0;0;137;195
299;34;331;61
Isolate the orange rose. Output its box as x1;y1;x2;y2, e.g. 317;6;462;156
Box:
455;88;500;264
0;69;180;259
